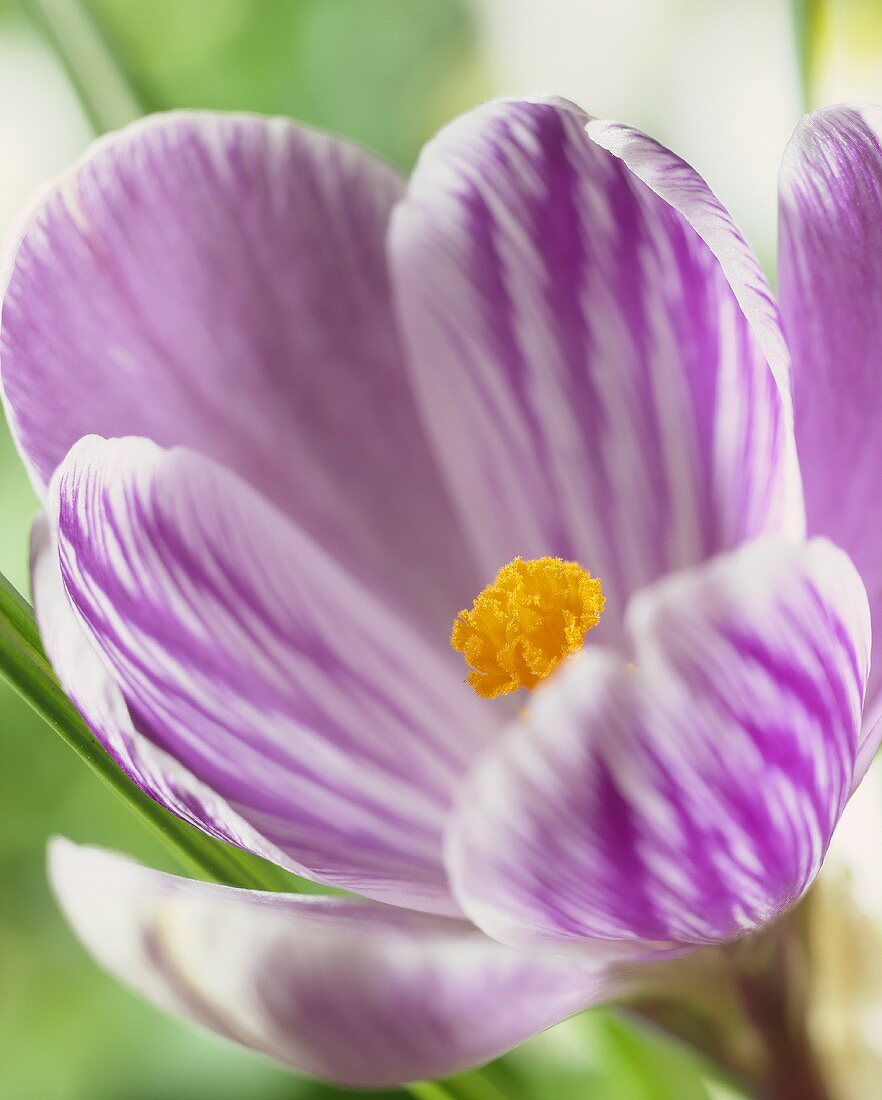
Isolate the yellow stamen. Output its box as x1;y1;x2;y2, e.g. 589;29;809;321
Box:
451;557;605;699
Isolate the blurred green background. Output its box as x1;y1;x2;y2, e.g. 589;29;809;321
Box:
0;1;879;1097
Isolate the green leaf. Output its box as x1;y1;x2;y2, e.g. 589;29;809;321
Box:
490;1010;724;1100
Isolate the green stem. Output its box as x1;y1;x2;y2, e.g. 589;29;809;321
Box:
792;0;825;111
629;904;832;1100
17;0;149;132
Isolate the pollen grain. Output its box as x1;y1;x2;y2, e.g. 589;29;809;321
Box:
451;557;605;699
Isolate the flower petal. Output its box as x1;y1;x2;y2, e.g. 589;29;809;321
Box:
31;512;296;867
448;539;870;952
584;115;793;406
49;839;617;1087
0;111;476;635
51;436;496;915
778;103;882;727
391;98;802;638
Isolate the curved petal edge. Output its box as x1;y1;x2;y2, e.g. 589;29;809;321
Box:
448;538;870;953
31;511;295;868
48;435;498;915
391;97;803;649
779;101;882;729
1;109;477;637
49;839;620;1088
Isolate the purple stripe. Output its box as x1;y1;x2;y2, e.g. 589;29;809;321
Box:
448;538;870;950
392;98;800;650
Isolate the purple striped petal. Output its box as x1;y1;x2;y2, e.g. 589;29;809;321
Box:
448;539;869;952
31;513;296;867
50;436;497;915
0;111;477;636
779;103;882;729
49;839;618;1087
585;117;793;406
391;98;803;643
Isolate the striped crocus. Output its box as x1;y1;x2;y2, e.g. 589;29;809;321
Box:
0;97;879;1088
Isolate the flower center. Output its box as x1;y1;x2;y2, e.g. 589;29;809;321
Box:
451;557;605;699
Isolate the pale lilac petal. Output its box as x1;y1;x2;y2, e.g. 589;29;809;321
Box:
49;839;618;1087
779;102;882;727
0;111;476;635
51;436;496;915
31;512;295;867
853;715;882;794
391;98;802;641
585;116;795;414
449;539;869;952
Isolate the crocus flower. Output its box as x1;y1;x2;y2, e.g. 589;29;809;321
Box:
1;96;879;1088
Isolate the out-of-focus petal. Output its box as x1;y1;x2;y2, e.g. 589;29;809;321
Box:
49;839;619;1088
449;539;869;952
50;436;496;915
0;111;477;636
779;102;882;727
391;97;802;642
854;716;882;794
